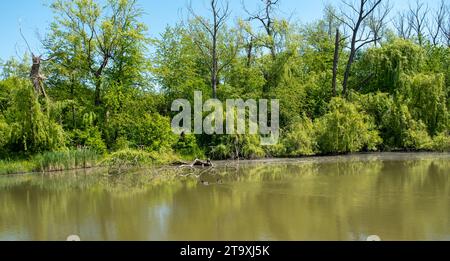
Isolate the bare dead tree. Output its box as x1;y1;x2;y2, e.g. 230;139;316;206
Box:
237;20;257;67
324;4;342;39
334;0;385;96
444;4;450;46
367;1;392;47
408;0;429;46
427;0;448;46
245;35;255;67
427;0;446;46
244;0;280;60
20;26;48;98
394;11;412;39
189;0;232;98
332;29;341;97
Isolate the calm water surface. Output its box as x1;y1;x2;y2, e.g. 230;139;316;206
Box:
0;153;449;241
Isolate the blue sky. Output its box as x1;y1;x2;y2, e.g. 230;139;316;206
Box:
0;0;442;60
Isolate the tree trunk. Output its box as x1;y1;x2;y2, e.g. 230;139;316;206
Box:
211;38;218;99
95;77;102;106
30;55;47;98
342;16;362;97
246;40;253;67
71;78;76;129
268;30;276;60
211;3;219;99
332;29;340;97
342;51;355;97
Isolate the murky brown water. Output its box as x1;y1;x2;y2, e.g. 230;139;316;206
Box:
0;153;449;241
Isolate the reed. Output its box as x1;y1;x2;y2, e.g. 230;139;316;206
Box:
33;149;100;172
0;160;35;175
0;149;101;175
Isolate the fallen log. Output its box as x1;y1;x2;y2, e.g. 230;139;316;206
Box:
178;159;214;168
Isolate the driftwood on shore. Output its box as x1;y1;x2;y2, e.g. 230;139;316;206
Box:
177;159;214;168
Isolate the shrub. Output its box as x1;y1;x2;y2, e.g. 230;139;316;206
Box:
112;136;131;151
173;134;204;159
134;113;177;152
70;127;107;154
402;121;433;150
241;135;266;159
380;102;435;150
104;149;154;170
400;73;448;135
282;115;317;156
0;119;11;155
352;92;393;127
103;149;180;175
315;98;382;154
431;133;450;152
210;144;232;160
209;134;266;160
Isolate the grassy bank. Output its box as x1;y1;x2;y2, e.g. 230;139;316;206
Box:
0;148;186;176
2;146;450;176
0;149;100;175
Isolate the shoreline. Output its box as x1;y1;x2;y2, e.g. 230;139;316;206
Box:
1;151;449;177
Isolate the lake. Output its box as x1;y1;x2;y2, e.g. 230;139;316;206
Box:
0;153;449;241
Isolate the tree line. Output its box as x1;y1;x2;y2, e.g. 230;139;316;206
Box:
0;0;449;161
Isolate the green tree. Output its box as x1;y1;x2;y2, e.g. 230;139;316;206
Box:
316;97;381;154
46;0;150;107
153;25;210;105
4;78;66;155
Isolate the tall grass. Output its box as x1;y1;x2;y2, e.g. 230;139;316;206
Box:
0;149;101;175
33;149;100;172
103;149;182;175
0;160;35;175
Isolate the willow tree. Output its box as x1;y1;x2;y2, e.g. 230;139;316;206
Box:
3;78;65;154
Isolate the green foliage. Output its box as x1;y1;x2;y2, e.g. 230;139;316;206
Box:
153;25;210;104
0;160;35;175
315;98;382;154
377;101;434;150
173;134;204;159
1;1;449;165
104;149;180;175
5;79;66;154
399;73;448;135
70;127;107;154
223;58;265;99
210;135;266;160
432;133;450;152
282;115;317;156
0;149;99;175
241;135;266;159
134;114;177;152
69;112;107;154
357;39;425;93
403;122;433;151
0;55;30;79
112;136;131;151
104;149;154;173
33;149;100;172
0;118;11;155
